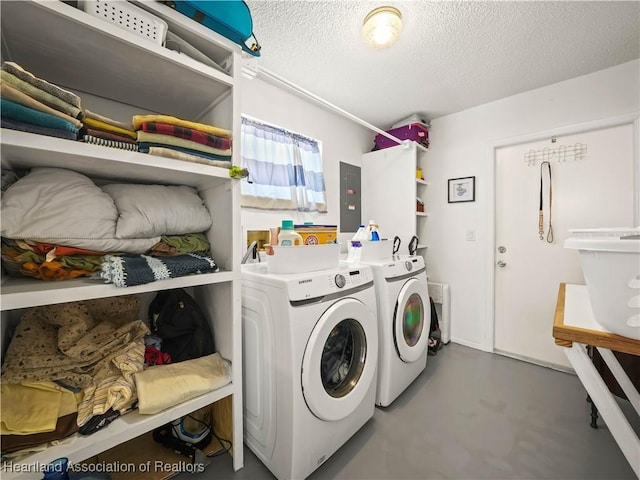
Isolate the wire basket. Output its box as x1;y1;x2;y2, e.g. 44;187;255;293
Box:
80;0;168;46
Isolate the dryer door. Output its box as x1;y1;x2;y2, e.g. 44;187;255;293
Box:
301;298;378;422
394;277;430;363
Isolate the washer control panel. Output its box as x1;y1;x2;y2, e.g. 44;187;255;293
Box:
287;265;373;301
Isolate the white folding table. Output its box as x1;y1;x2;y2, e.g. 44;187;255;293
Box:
553;283;640;478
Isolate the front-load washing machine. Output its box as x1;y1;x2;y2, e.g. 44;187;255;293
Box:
364;255;430;407
241;263;378;480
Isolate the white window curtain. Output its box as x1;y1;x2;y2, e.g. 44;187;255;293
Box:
241;117;327;212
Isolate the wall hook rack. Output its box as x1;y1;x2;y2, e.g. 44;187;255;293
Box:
524;142;587;166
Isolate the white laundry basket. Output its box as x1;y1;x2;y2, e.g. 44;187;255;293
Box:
565;227;640;340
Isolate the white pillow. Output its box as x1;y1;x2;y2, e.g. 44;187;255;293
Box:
102;184;212;239
1;167;118;242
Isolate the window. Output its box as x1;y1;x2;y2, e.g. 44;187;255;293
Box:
240;116;327;212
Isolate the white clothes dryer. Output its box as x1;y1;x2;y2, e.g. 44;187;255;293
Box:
241;263;378;480
362;255;430;407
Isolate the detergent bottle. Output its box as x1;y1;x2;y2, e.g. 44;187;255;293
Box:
367;220;380;241
352;224;369;242
278;220;303;246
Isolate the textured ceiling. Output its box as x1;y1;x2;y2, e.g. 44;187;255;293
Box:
245;0;640;129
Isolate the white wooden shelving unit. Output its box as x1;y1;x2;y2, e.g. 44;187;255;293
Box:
362;142;429;255
0;1;244;478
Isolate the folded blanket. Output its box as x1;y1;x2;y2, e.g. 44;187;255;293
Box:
98;253;218;287
1;296;148;388
134;353;231;414
137;131;231;157
84;109;134;130
1;98;79;133
2;62;82;108
133;114;231;138
143;145;232;167
1;381;78;435
84;127;136;144
83;117;137;139
141;122;232;150
1;83;83;128
0;71;82;118
1;412;78;455
82;134;139;152
1;117;78;141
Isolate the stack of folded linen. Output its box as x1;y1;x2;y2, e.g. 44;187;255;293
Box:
133;113;232;168
81;109;138;151
0;62;82;141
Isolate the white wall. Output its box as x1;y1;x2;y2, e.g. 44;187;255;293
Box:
424;59;640;350
240;76;372;246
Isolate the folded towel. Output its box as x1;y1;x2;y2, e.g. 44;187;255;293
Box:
1;83;83;128
2;62;82;108
83;109;134;130
1;117;78;141
144;145;232;168
137;131;231;157
132;114;231;138
0;71;82;119
83;117;137;139
1;98;79;133
134;353;231;414
140;122;232;150
98;253;218;288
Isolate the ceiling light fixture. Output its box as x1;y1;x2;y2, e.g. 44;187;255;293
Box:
362;6;403;50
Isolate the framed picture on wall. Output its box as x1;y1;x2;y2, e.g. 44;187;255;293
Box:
448;176;475;203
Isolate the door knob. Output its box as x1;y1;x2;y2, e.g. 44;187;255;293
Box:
497;260;506;268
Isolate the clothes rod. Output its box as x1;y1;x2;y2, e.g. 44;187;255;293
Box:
256;66;410;148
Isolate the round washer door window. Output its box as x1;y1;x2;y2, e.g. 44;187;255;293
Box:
394;278;429;363
302;298;378;422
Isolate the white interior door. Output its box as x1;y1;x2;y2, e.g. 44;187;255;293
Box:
495;124;635;369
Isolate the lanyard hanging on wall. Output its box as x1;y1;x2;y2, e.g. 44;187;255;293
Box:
538;161;554;243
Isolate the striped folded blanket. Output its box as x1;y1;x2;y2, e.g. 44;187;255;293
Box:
98;253;218;287
141;122;232;150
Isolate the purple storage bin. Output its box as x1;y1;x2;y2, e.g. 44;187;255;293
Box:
375;122;429;150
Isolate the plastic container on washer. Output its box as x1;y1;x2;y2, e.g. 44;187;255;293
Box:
564;227;640;340
352;224;369;242
278;220;303;246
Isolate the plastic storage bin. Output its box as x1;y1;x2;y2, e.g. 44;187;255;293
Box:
564;227;640;339
80;0;168;46
265;244;340;274
375;122;429;150
359;239;393;262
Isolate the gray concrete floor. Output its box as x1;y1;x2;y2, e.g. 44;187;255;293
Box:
175;343;638;479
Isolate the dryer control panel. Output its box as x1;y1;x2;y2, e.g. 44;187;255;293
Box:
287;265;373;301
382;255;426;280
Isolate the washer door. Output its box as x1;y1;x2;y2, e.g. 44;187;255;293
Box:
394;278;429;363
301;298;378;422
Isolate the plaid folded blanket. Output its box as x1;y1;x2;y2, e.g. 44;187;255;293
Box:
98;253;218;287
141;122;232;150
